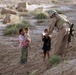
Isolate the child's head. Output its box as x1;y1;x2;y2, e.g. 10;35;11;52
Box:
25;28;29;33
19;28;24;35
44;29;48;33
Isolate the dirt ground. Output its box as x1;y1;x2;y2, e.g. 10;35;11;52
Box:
0;0;76;75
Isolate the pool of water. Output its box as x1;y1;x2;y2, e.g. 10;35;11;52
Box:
28;4;54;11
29;19;37;26
59;6;72;11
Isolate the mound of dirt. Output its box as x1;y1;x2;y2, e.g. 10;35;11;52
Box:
43;59;76;75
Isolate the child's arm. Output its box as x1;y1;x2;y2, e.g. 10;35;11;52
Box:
27;44;31;49
41;33;44;41
49;36;51;41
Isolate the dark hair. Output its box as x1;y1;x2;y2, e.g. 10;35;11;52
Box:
44;29;48;32
25;28;29;31
19;28;24;35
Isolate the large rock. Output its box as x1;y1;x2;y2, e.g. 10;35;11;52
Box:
16;2;28;12
17;2;28;9
17;7;24;12
17;7;28;12
3;14;22;24
43;59;76;75
1;8;18;15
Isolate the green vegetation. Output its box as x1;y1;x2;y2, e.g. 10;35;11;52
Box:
22;20;30;24
49;55;62;65
29;70;37;75
51;0;59;3
32;7;43;15
3;20;31;35
4;27;18;35
7;5;15;9
7;5;10;8
28;3;32;5
35;12;49;19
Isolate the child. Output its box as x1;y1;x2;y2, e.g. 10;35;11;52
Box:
42;29;51;61
19;28;28;64
24;28;31;49
42;29;49;36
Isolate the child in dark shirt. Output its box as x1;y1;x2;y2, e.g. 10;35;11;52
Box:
42;29;51;61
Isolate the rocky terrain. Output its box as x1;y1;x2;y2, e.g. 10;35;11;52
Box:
0;0;76;75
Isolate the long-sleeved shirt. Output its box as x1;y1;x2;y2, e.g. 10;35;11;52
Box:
19;34;27;48
49;14;70;34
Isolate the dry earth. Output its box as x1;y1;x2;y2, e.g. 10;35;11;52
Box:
0;0;76;75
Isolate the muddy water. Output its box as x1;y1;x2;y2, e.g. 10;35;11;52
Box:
59;6;72;11
29;19;49;36
29;19;37;26
28;4;54;11
0;19;7;36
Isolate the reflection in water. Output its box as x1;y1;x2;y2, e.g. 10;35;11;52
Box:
59;6;71;11
29;19;37;26
28;4;54;11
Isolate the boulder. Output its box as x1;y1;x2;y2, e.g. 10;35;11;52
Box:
1;8;18;15
17;7;24;12
16;2;28;12
17;2;28;9
3;14;22;24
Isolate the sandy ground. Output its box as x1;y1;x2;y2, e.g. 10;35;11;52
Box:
0;1;76;75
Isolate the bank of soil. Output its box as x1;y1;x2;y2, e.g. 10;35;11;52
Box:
0;2;76;75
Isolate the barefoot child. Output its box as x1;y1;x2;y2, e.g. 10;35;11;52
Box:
24;28;31;49
19;29;28;64
42;29;51;61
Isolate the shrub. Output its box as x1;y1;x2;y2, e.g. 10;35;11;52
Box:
35;12;49;19
3;20;31;35
51;0;58;3
7;20;30;29
16;23;30;29
4;27;18;35
22;20;30;25
32;7;43;15
16;20;30;29
29;70;37;75
7;5;10;8
49;55;62;65
28;3;32;5
7;24;16;28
